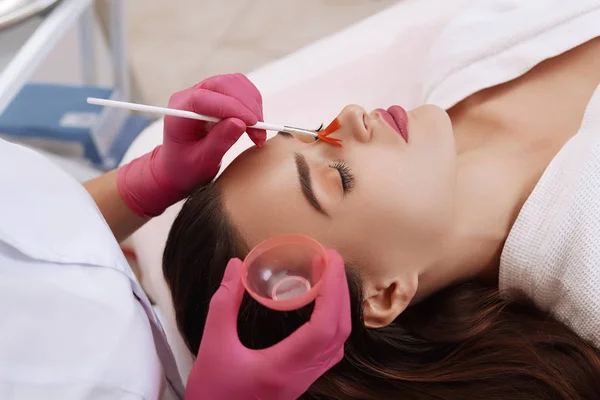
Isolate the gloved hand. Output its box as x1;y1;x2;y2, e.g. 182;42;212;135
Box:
185;250;352;400
117;73;266;217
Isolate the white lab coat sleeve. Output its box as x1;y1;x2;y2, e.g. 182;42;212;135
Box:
0;138;181;399
0;242;160;400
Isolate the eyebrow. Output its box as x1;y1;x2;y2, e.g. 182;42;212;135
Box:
294;152;329;217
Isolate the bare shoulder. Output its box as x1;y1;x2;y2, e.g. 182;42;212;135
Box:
450;36;600;148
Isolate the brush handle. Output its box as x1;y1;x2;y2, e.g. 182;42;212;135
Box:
87;97;316;137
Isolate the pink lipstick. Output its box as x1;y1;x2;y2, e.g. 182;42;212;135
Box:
387;106;409;142
376;107;409;142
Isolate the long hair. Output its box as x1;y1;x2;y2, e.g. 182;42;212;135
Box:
163;183;600;400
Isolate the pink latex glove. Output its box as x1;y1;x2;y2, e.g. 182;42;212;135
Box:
185;250;352;400
117;73;266;217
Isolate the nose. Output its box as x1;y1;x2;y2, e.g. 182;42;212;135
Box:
336;105;370;144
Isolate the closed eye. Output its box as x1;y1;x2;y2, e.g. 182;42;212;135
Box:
330;160;354;193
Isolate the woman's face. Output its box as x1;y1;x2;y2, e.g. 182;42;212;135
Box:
218;104;457;324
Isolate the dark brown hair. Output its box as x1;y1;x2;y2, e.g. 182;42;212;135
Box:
163;183;600;399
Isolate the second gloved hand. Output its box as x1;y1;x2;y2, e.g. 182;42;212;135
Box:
117;73;266;217
185;250;352;400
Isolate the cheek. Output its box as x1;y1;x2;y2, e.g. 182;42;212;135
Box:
337;156;454;260
390;165;456;243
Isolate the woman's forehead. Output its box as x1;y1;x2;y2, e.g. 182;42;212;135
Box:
222;136;288;174
219;139;292;191
217;146;309;247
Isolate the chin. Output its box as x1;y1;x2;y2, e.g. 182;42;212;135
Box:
409;104;454;145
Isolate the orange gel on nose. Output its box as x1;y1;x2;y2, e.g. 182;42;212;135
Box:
317;118;342;147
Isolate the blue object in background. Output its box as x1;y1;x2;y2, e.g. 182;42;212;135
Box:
0;83;111;165
0;83;151;169
106;113;153;168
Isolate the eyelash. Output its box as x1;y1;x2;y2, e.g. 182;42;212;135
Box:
330;160;354;193
313;123;324;142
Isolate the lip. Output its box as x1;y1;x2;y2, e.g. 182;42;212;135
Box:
376;106;409;142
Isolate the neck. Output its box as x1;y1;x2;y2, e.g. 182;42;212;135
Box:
421;39;600;293
424;116;553;293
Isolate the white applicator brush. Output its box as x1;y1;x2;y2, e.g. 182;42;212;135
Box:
87;97;319;139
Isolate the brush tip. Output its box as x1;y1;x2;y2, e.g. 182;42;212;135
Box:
317;118;343;146
322;118;341;135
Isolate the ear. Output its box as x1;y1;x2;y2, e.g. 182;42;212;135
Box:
363;272;418;328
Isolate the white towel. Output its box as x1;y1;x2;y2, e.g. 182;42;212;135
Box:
419;0;600;347
422;0;600;109
500;83;600;348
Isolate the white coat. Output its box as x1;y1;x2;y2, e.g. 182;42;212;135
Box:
0;139;185;399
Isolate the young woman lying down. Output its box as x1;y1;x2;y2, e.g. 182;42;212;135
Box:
160;2;600;399
87;1;600;399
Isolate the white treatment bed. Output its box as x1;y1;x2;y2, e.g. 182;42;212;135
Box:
119;0;473;383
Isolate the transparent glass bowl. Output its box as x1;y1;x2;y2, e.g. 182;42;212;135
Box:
241;234;328;311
